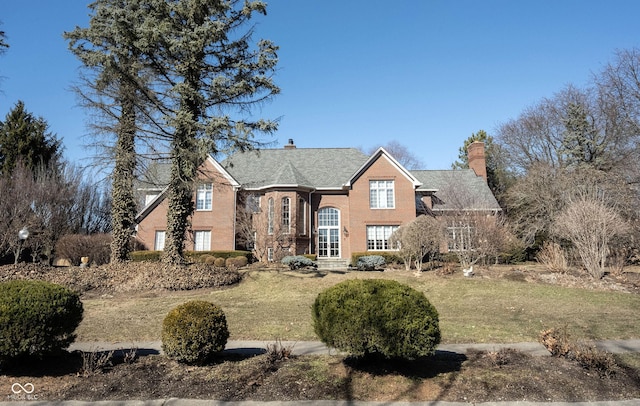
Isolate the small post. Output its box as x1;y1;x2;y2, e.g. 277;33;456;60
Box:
15;227;29;265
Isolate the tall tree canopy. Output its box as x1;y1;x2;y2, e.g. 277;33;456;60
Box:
68;0;279;264
0;101;61;175
143;0;280;264
65;0;153;263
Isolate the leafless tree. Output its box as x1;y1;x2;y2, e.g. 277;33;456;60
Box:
505;164;639;248
0;164;37;262
552;197;628;279
594;47;640;184
367;140;424;169
390;215;443;271
0;161;110;264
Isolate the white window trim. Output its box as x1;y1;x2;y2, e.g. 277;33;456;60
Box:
267;198;274;235
298;197;307;236
194;230;211;251
366;225;399;251
369;180;395;209
196;183;213;211
282;197;291;234
154;230;166;251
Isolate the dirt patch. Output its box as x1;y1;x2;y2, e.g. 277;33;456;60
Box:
3;349;640;402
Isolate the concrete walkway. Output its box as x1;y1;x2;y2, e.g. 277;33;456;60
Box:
67;338;640;358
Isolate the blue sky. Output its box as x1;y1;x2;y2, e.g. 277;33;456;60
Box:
1;1;639;171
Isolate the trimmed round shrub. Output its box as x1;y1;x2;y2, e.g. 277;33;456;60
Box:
312;279;440;360
214;257;226;267
0;280;83;364
203;255;216;265
233;255;248;268
162;300;229;364
224;256;248;268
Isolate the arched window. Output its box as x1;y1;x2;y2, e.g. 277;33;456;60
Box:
318;207;340;258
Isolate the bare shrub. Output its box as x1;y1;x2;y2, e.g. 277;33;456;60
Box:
552;198;628;279
536;241;568;273
265;339;294;364
485;348;522;366
80;350;114;377
539;328;573;357
55;234;112;266
539;327;617;378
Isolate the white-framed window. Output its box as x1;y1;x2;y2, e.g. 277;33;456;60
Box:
267;247;274;262
154;230;166;251
370;180;395;209
366;225;399;250
267;198;274;234
196;183;213;211
298;197;307;236
282;197;290;233
194;230;211;251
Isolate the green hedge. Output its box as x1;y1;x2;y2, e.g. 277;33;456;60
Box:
312;279;440;360
0;280;83;365
130;250;252;263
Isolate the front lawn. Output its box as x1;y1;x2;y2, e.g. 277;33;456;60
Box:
75;266;640;344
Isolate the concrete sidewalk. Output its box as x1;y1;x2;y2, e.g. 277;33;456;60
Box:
67;338;640;358
3;398;640;406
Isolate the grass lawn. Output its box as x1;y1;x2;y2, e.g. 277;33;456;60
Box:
75;267;640;344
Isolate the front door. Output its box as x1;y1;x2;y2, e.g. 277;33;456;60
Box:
318;207;340;258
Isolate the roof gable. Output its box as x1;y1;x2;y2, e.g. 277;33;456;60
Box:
135;155;239;222
345;147;422;188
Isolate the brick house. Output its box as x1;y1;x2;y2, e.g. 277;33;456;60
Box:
134;140;500;265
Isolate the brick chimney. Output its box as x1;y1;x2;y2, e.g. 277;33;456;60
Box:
284;139;296;149
467;141;487;181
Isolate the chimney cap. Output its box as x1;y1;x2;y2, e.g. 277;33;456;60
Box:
284;139;296;149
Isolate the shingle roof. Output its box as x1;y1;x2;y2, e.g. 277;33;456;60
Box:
135;160;172;190
222;148;369;189
135;148;501;214
412;169;501;211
